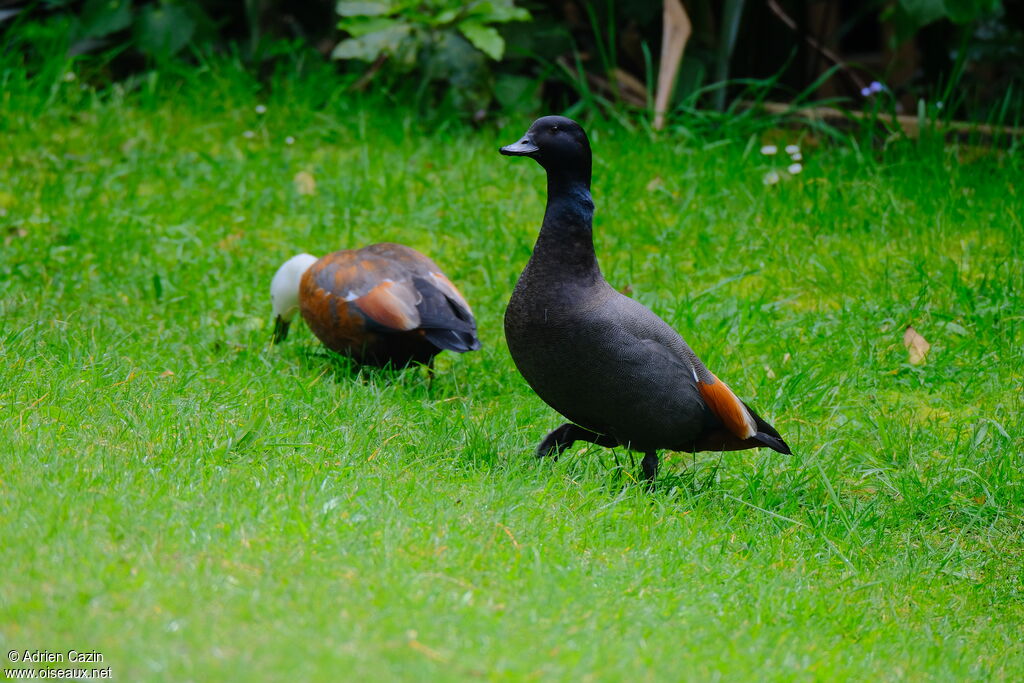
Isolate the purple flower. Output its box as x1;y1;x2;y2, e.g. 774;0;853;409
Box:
862;81;887;97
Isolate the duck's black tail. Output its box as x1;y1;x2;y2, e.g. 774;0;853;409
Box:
423;328;481;353
752;430;792;455
743;401;792;455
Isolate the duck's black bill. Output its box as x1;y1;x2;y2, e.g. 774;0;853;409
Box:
500;138;539;157
272;316;290;344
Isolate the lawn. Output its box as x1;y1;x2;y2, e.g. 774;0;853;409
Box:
1;59;1022;681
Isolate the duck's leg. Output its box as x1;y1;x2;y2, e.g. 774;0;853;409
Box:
536;423;617;459
641;452;660;483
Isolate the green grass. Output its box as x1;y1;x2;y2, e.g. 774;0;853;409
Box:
2;56;1023;681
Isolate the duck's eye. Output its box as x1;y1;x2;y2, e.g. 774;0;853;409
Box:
550;126;559;133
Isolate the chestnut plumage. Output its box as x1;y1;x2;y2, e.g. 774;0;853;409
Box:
500;116;790;482
271;243;479;367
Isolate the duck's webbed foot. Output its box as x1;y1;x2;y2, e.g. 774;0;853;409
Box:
535;423;617;459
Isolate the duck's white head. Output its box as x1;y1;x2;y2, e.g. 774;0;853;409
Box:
270;253;317;343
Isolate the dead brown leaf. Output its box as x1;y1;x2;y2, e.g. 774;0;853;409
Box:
216;232;243;250
293;171;316;196
903;326;930;365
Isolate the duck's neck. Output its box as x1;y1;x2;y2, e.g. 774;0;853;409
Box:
532;167;599;278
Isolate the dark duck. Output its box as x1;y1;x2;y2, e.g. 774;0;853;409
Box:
270;243;480;367
500;116;790;482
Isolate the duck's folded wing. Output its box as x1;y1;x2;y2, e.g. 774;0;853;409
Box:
611;292;711;378
306;251;423;332
365;243;475;319
423;272;475;320
326;275;480;353
360;243;480;352
411;276;481;352
616;292;775;446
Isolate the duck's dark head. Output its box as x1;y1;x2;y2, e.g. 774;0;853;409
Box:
500;116;590;178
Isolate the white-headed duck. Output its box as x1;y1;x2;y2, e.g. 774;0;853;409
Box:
271;243;480;367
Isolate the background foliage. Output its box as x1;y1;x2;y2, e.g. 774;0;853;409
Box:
2;0;1021;124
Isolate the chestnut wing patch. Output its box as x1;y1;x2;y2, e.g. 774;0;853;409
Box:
353;280;421;331
697;375;757;440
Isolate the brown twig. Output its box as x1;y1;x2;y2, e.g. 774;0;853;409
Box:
756;100;1024;141
350;54;389;92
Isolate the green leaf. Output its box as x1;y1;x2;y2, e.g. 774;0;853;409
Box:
469;2;531;23
78;0;133;39
338;16;398;38
897;0;946;27
134;3;195;58
434;9;459;25
331;23;411;61
943;0;1001;23
459;21;503;60
335;1;392;17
